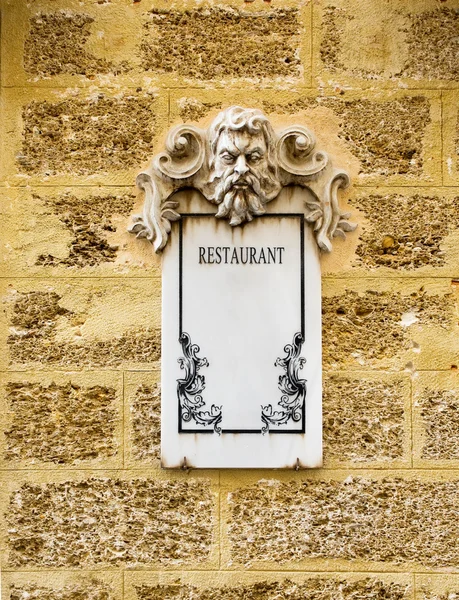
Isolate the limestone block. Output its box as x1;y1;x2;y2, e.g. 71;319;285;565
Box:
0;278;161;371
443;91;459;187
0;188;160;277
416;574;459;600
322;188;459;277
221;471;459;570
170;88;442;187
1;0;141;88
322;278;458;371
413;371;459;468
3;572;121;600
1;0;309;89
1;470;218;569
124;571;412;600
0;371;122;469
313;0;459;89
0;87;168;186
139;3;307;85
323;372;410;468
124;370;160;468
264;92;442;187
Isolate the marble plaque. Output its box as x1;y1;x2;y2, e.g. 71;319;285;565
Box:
129;106;355;468
161;188;322;468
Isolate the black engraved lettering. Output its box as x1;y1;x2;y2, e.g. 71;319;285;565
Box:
240;247;249;264
231;247;239;264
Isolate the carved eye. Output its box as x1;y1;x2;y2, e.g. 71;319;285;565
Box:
220;152;236;164
248;153;262;164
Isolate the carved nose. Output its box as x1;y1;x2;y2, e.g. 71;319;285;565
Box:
234;155;249;176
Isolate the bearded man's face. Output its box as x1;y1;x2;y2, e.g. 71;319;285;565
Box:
212;129;279;226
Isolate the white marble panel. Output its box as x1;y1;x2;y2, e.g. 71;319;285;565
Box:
161;187;322;468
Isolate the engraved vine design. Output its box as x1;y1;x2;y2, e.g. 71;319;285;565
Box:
177;332;222;433
261;332;307;433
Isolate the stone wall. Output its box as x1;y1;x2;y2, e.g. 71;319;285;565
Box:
0;0;458;597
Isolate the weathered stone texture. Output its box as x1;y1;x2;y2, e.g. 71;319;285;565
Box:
419;389;459;460
35;192;135;267
10;582;113;600
9;328;159;368
7;478;213;567
7;291;160;367
130;384;160;462
228;478;459;566
4;382;117;464
263;96;430;177
323;376;405;462
178;98;222;123
322;289;450;367
322;97;430;176
135;578;409;600
352;194;459;270
422;594;459;600
24;12;126;78
141;8;300;80
18;94;157;176
319;6;459;82
263;97;316;115
456;112;459;161
320;6;352;73
402;8;459;81
1;0;457;590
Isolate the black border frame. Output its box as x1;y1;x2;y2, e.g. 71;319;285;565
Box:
178;213;305;434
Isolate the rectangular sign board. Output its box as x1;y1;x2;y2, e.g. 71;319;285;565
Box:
161;189;322;468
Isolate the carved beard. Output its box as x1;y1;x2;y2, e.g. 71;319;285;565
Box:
214;171;268;226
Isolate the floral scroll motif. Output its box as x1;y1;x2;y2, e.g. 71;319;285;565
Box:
261;332;307;433
177;332;222;433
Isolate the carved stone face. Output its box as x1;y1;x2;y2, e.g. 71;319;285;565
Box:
211;129;280;226
214;129;268;181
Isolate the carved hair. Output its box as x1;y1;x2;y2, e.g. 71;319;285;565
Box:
209;106;277;172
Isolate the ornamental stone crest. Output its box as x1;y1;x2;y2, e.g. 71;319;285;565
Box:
129;106;356;252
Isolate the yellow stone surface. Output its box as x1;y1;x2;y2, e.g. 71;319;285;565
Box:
0;0;458;595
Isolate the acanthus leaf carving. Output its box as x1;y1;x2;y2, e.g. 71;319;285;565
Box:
129;106;356;253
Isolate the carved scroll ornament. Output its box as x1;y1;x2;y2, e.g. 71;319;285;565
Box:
129;106;356;252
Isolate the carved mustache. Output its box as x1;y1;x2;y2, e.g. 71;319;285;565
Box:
218;170;262;197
